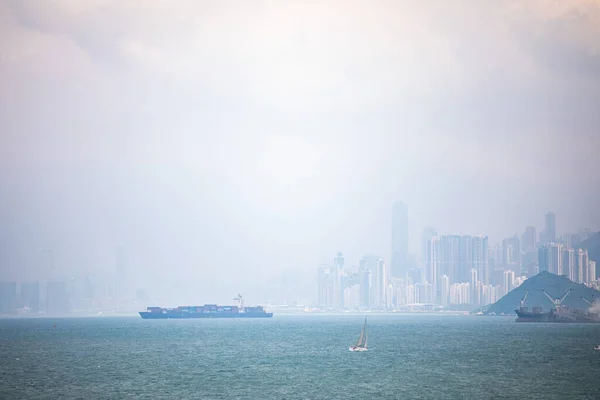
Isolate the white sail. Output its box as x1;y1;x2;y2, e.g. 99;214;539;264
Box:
350;317;368;351
355;318;366;347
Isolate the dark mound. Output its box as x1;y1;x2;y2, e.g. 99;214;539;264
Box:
485;271;600;315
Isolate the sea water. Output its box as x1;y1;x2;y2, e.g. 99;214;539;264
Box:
1;314;599;399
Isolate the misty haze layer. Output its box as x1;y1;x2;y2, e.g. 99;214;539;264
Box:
0;1;599;304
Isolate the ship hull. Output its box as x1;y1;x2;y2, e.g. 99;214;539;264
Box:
515;309;600;323
515;311;556;322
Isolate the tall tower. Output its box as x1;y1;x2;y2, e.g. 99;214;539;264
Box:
471;235;489;285
333;252;344;309
544;212;556;244
563;248;575;281
548;243;562;275
522;226;537;252
538;246;549;273
421;227;437;270
380;259;388;307
426;237;440;285
391;201;409;279
317;265;335;308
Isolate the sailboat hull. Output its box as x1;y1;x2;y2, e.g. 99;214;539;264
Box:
349;347;367;352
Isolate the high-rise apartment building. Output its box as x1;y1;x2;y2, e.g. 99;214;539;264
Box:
333;252;344;308
563;248;575;281
428;235;489;286
538;246;549;272
20;282;40;313
544;211;556;244
548;243;563;275
391;201;409;279
439;274;450;306
588;261;597;283
502;235;521;266
575;249;587;283
425;236;439;285
503;270;515;295
358;254;387;309
438;235;460;284
46;281;69;314
522;226;537;252
471;235;489;285
421;227;437;269
317;265;335;308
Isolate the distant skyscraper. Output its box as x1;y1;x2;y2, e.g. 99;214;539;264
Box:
421;227;437;269
544;212;556;244
375;259;387;308
575;249;587;283
343;285;361;309
503;270;515;294
361;269;373;308
46;281;69;314
548;244;562;275
469;268;479;305
522;226;537;252
317;265;335;308
471;236;489;286
333;252;345;309
588;261;597;283
439;274;450;306
563;248;575;282
416;282;435;304
580;250;590;282
502;235;521;265
20;282;40;313
434;235;488;286
359;255;385;308
457;235;472;283
538;246;549;272
425;236;440;285
438;235;460;284
449;283;470;305
391;201;409;279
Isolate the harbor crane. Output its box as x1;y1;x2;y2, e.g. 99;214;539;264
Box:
542;289;571;309
233;293;245;309
519;290;529;309
581;295;597;308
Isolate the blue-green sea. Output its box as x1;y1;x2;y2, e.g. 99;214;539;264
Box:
1;314;600;399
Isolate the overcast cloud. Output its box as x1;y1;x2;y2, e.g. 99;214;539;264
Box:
1;0;599;304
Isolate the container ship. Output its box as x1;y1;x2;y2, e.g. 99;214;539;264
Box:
515;289;600;323
139;294;273;319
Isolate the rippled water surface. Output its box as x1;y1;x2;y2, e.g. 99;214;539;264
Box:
1;314;600;399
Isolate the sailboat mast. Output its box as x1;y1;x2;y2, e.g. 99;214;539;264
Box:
363;317;367;348
355;317;367;347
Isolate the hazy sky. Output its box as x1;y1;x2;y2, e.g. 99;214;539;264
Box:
1;1;599;304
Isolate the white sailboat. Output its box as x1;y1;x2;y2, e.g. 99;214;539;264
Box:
349;317;368;352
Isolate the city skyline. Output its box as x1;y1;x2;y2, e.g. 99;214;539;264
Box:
316;202;598;311
1;198;598;310
1;1;600;306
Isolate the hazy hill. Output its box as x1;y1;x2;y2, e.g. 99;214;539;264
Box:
580;231;600;264
485;271;600;315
